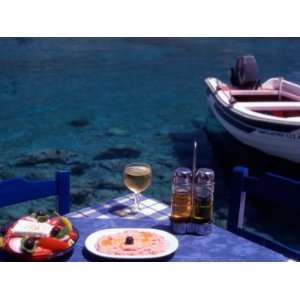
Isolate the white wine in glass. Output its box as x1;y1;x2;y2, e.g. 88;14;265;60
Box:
124;163;152;210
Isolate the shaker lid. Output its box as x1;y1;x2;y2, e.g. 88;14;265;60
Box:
173;167;192;184
195;168;215;183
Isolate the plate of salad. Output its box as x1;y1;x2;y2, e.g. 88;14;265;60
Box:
0;210;79;261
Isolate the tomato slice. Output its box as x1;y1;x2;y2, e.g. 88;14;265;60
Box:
31;247;53;261
32;246;53;257
68;230;78;241
38;237;69;251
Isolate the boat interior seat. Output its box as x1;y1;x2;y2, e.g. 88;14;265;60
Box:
229;89;278;96
220;87;300;102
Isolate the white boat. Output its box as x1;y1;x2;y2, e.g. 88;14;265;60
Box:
205;55;300;163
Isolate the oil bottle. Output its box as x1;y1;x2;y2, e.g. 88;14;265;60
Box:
191;168;215;235
170;167;192;234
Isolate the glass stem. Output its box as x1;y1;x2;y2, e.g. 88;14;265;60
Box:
134;192;141;210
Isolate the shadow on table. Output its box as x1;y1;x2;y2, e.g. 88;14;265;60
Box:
108;204;138;218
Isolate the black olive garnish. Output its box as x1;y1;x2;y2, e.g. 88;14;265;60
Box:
51;226;61;237
125;236;134;245
24;238;35;250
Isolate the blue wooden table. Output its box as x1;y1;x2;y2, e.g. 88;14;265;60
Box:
0;195;289;261
65;195;288;262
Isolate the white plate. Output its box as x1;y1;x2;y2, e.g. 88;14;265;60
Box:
85;228;179;260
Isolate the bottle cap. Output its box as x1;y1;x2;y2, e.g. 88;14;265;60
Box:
195;168;215;183
172;167;192;185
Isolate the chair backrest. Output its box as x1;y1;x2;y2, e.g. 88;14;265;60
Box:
228;166;300;261
0;170;70;215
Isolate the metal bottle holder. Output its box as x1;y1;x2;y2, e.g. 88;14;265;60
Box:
170;142;214;235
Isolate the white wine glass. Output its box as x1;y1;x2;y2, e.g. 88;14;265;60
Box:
123;163;152;211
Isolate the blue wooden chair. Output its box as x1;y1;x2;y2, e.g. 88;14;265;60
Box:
0;170;70;215
228;166;300;261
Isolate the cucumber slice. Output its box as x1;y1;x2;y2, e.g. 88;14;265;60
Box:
56;227;69;239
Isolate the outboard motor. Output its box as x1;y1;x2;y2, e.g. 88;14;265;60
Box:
230;55;259;89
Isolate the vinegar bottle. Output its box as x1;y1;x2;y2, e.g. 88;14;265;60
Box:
170;167;192;234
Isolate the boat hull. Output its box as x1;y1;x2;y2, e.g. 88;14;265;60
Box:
207;92;300;163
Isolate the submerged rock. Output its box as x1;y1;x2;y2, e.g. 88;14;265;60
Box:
71;188;95;205
93;180;124;192
25;170;50;180
70;162;90;176
69;119;90;128
94;146;141;160
15;149;77;166
98;159;126;172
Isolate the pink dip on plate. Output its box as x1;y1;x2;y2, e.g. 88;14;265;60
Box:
96;230;167;256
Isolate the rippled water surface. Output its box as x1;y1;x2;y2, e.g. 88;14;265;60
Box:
0;38;300;251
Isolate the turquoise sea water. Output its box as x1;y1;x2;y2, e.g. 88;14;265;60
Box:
0;38;300;251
